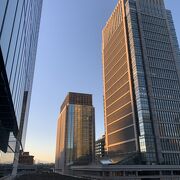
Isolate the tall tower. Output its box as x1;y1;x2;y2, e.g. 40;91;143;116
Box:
102;0;180;165
55;92;95;173
0;0;43;165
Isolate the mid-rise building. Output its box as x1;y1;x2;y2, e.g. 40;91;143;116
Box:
55;92;95;173
102;0;180;165
18;151;34;165
0;0;43;167
95;135;105;159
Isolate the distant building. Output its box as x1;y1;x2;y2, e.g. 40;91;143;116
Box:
95;135;105;159
102;0;180;165
55;92;95;173
18;151;34;165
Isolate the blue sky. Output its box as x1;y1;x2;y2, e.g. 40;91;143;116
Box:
25;0;180;163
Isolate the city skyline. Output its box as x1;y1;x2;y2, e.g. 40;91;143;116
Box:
25;0;180;163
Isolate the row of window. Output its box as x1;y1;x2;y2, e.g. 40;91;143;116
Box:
145;38;172;52
103;3;123;47
159;123;180;137
143;31;170;43
140;0;164;17
105;73;129;98
155;111;180;123
103;25;124;59
147;48;174;60
148;57;176;71
104;48;126;78
161;139;180;152
104;50;126;77
106;102;132;123
141;14;166;27
151;78;179;90
69;96;92;106
104;40;126;71
141;7;164;18
106;92;131;115
163;153;180;165
106;82;129;105
143;22;168;35
105;62;127;89
152;88;180;100
154;99;180;111
150;67;178;80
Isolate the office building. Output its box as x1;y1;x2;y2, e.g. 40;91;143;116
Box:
102;0;180;165
55;92;95;173
0;0;43;165
95;135;105;159
18;151;34;165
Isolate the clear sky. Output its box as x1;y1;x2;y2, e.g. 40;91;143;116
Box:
25;0;180;163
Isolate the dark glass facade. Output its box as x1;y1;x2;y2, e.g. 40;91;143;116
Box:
102;0;180;165
55;92;95;173
0;0;43;165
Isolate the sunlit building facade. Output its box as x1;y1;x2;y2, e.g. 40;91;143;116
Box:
0;0;43;165
55;92;95;173
102;0;180;165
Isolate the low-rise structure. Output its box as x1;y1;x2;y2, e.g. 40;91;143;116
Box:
18;151;34;165
71;165;180;179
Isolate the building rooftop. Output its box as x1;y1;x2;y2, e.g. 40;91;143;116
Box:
60;92;93;111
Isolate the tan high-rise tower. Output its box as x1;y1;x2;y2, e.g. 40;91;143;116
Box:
102;0;180;165
55;92;95;173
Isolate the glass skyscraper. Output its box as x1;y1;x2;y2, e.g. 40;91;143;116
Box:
55;92;95;173
0;0;43;165
102;0;180;165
